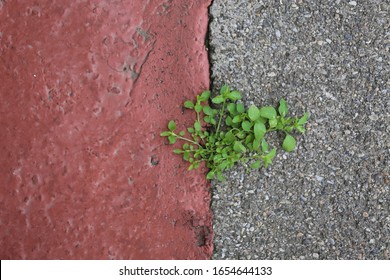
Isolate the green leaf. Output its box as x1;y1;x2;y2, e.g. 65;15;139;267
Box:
263;148;277;168
220;85;230;96
203;106;214;116
282;134;296;152
179;131;185;136
298;112;309;125
255;117;267;124
204;116;211;124
250;160;261;169
252;138;260;150
225;116;233;126
212;96;224;104
248;105;260;121
160;131;171;137
227;103;237;115
173;149;182;154
193;162;200;169
168;120;176;131
266;148;277;160
216;172;225;181
227;90;242;101
234;141;246;153
259;106;277;119
236;103;245;113
241;121;252;132
219;160;228;170
296;125;306;133
224;131;235;143
183;143;189;149
187;127;194;133
269;118;277;128
276;119;284;130
245;134;254;145
183;151;189;161
261;139;269;152
278;99;288;117
206;171;215;180
214;154;222;162
184;100;194;109
200;90;211;100
236;131;246;139
232;115;241;123
285;126;293;133
168;135;176;144
254;122;266;140
194;104;202;113
194;121;202;132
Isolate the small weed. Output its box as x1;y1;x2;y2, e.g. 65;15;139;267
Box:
161;85;309;181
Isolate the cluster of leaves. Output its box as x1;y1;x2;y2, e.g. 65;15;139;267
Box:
161;85;309;181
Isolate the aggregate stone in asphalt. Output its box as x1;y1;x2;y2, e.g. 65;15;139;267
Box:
209;0;389;259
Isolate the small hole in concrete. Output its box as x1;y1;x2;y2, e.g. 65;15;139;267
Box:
150;155;159;166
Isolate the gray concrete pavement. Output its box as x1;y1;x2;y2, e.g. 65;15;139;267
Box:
209;0;389;259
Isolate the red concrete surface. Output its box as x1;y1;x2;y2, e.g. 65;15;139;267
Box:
0;0;213;259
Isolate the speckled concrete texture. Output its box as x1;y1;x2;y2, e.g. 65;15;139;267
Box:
209;0;389;259
0;0;212;259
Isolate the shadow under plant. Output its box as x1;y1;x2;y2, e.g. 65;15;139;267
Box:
209;0;389;259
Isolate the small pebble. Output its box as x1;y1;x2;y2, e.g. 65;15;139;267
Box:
315;175;324;182
349;1;357;6
369;114;379;121
363;212;369;218
267;72;277;77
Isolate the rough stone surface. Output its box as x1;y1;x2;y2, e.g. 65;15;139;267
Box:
209;0;389;259
0;0;212;259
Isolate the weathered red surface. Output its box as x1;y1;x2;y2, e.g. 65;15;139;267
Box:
0;0;212;259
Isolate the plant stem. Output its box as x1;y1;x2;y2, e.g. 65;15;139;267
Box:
241;154;263;162
216;100;226;136
195;104;207;146
173;133;202;147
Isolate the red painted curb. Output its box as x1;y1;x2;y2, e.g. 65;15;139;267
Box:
0;0;212;259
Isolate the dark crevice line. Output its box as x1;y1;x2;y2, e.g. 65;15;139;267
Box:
206;0;216;260
206;0;215;93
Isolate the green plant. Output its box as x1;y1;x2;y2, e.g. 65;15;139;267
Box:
160;85;309;181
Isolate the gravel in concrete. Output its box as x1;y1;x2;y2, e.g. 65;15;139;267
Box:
209;0;389;259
